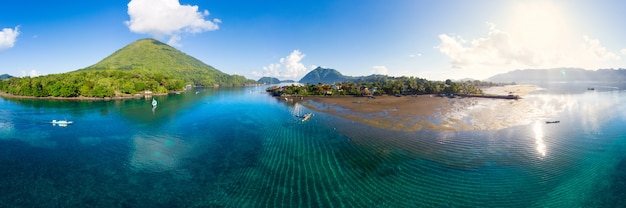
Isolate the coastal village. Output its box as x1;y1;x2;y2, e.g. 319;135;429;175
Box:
265;79;519;100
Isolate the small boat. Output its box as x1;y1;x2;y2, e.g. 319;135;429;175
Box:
152;99;157;107
546;121;560;124
51;119;73;126
301;113;313;122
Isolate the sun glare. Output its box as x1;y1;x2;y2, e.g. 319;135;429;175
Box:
533;121;547;157
509;1;571;55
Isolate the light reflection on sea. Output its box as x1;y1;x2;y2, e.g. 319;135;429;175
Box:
326;88;626;166
437;87;624;132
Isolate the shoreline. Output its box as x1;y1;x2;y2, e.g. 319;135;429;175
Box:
297;84;543;131
0;91;172;101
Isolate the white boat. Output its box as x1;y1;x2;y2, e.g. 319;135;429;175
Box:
301;113;313;122
51;119;73;126
152;99;157;107
52;119;73;124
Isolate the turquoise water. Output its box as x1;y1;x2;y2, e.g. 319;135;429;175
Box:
1;86;625;207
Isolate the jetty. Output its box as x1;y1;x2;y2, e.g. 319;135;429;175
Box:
459;94;521;100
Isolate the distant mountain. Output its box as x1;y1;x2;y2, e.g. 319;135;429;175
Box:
258;77;280;84
299;67;348;84
487;68;626;83
0;74;13;80
298;67;424;84
83;38;254;86
280;80;296;83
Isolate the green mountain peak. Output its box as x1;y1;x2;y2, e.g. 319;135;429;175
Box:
0;38;256;98
299;67;347;84
83;38;228;85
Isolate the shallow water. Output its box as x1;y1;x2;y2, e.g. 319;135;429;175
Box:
0;85;625;207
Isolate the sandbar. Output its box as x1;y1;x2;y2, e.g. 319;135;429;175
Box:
299;85;544;131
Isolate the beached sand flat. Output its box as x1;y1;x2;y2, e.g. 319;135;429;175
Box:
300;85;548;131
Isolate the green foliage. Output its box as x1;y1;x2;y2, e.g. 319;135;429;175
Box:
299;67;347;84
0;38;258;98
0;70;185;98
267;77;492;97
82;38;256;87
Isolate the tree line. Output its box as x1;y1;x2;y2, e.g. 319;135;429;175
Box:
0;70;256;98
268;76;503;97
0;70;184;97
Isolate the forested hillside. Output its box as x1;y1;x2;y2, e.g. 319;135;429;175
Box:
298;67;348;84
0;70;182;97
0;38;256;98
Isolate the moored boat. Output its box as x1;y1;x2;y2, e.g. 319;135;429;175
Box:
152;98;157;107
302;113;313;122
51;119;73;126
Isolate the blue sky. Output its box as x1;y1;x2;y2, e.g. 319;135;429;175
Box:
1;0;625;81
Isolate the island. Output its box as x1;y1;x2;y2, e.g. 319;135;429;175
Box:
0;38;258;99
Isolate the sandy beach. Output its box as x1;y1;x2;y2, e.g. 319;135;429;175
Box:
299;84;544;131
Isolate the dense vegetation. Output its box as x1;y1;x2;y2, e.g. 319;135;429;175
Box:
0;70;184;97
81;38;256;87
299;67;347;84
269;76;497;97
0;38;257;98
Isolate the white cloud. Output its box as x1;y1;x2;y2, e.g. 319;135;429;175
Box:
436;22;622;79
409;53;422;58
622;49;626;55
21;70;39;77
252;50;309;80
372;66;388;75
437;22;538;69
0;26;20;51
582;36;619;61
125;0;220;46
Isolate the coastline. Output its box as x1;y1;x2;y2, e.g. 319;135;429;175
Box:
298;84;543;131
0;91;171;101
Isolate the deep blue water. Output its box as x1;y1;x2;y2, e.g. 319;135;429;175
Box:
1;85;625;207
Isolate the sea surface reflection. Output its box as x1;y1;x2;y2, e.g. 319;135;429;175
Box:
534;121;546;157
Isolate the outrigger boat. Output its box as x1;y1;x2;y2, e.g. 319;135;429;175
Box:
51;119;73;126
301;113;313;122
